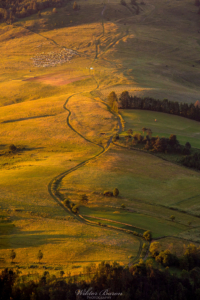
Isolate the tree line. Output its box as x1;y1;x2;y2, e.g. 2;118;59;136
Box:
2;248;200;300
150;242;200;271
118;128;192;155
179;152;200;170
118;91;200;122
0;0;67;23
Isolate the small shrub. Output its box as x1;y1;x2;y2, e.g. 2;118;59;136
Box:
143;230;152;241
63;198;70;207
121;204;125;209
170;215;175;222
127;129;133;135
52;7;57;13
72;205;79;214
54;267;62;270
29;265;38;269
9;144;17;152
113;188;119;197
103;191;113;197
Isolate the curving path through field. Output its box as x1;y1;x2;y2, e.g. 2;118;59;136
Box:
47;75;142;255
46;1;149;265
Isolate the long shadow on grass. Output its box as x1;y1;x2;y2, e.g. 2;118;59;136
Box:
2;114;57;124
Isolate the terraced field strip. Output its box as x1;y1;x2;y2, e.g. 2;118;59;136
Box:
82;215;146;233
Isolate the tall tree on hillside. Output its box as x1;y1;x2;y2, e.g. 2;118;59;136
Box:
119;91;131;109
73;1;78;10
37;250;43;263
10;250;16;263
108;91;118;112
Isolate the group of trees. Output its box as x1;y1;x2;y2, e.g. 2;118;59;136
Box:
2;258;200;300
103;188;119;197
144;135;190;154
179;152;200;170
125;130;192;155
150;242;200;271
63;198;79;214
0;0;66;23
63;194;89;214
149;242;179;268
119;91;200;122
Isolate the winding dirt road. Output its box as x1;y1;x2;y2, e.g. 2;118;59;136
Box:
46;1;143;265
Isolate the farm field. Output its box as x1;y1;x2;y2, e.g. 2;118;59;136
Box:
80;207;187;238
0;0;200;273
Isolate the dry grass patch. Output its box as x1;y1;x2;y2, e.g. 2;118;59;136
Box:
0;215;140;273
68;94;118;143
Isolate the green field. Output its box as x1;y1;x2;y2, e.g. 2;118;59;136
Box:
80;207;187;238
0;0;200;273
121;109;200;149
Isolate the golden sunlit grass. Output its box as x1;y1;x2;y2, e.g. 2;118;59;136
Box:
68;94;118;143
0;214;140;275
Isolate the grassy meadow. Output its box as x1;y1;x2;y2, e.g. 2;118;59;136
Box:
121;109;200;149
0;0;200;274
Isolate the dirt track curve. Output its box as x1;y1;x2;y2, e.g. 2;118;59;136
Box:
46;2;144;265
